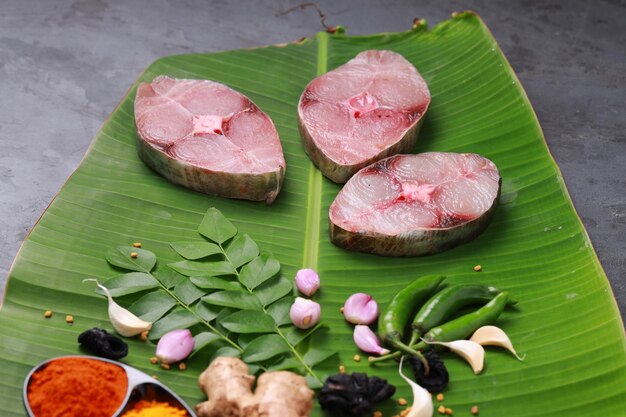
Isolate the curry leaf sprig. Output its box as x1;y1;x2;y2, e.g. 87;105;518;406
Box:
100;207;331;387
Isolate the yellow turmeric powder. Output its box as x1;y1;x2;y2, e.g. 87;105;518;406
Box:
121;400;188;417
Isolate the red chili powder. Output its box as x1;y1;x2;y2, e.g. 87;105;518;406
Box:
27;357;128;417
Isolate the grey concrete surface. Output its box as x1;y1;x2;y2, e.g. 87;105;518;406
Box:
1;0;625;321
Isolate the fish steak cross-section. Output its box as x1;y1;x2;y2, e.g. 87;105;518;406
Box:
329;153;501;256
298;50;431;183
135;76;286;204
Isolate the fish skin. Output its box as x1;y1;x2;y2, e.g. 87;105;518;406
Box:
298;50;430;183
135;76;286;204
329;153;501;257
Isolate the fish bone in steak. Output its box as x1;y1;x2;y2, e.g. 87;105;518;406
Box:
329;153;501;256
298;50;430;183
135;76;286;204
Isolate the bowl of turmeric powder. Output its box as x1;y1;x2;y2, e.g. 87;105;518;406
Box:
23;355;197;417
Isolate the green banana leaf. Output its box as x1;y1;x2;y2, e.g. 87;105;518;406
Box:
2;11;625;416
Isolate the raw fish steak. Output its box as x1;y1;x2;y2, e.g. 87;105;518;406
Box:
298;50;430;183
135;76;286;204
329;153;501;256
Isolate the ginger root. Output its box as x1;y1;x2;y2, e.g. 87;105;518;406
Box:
195;357;314;417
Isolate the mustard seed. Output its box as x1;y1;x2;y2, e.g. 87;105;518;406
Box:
445;408;453;415
44;310;52;318
436;393;444;402
130;252;138;258
437;405;446;415
397;398;408;406
372;411;383;417
179;362;187;371
132;242;142;248
65;315;74;324
473;265;482;272
471;405;479;415
150;357;158;365
353;354;361;362
339;365;346;374
139;330;149;342
160;363;170;370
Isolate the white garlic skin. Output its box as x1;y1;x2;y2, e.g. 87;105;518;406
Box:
470;325;525;360
424;339;485;374
398;357;434;417
84;278;152;337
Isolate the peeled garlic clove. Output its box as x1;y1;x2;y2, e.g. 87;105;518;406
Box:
398;356;434;417
423;339;485;375
470;325;525;360
83;278;152;337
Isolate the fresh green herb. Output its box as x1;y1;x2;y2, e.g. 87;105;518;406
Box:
101;207;330;386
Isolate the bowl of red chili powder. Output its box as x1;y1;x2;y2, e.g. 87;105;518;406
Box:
23;355;196;417
24;356;128;417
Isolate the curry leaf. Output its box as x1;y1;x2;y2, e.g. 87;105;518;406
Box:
198;207;237;244
170;241;222;260
129;290;177;323
100;272;159;296
286;323;325;347
210;346;241;362
95;208;324;387
267;357;301;372
221;310;276;333
225;234;259;268
237;333;260;349
303;348;337;367
239;254;281;290
168;260;236;277
149;309;201;340
173;279;205;305
266;296;295;326
153;267;186;288
255;276;293;307
306;376;326;390
190;275;242;291
191;332;222;357
202;291;263;310
106;246;157;272
194;302;221;323
241;334;290;363
213;307;237;335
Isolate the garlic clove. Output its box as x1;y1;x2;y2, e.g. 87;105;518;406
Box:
422;339;485;375
83;279;152;337
294;269;320;296
343;293;379;325
289;297;321;329
470;325;525;361
353;325;390;355
398;356;434;417
156;329;195;364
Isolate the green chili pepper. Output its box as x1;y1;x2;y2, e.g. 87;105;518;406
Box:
411;284;517;336
378;274;445;348
414;291;509;350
